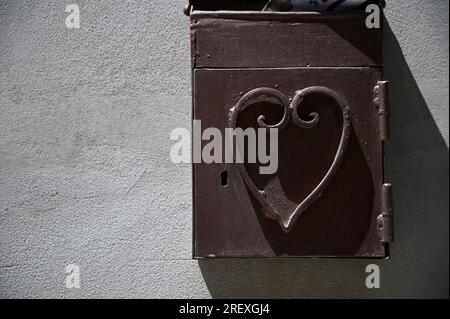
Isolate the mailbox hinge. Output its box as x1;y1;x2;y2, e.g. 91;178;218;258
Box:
377;183;394;243
374;81;390;142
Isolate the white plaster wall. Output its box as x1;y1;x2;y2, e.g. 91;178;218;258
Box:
0;0;448;298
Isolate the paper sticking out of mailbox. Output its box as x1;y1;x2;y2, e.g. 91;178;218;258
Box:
265;0;375;12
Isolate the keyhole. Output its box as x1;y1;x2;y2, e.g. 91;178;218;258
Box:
221;171;228;187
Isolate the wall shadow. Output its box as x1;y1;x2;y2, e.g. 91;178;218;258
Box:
198;21;449;298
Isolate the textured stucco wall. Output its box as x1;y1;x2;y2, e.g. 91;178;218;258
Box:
0;0;448;298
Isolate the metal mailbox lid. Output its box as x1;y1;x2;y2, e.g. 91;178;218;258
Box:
190;11;382;69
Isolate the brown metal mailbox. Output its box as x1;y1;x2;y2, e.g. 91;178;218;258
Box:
188;0;393;258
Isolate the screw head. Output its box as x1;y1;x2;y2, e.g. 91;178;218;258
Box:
183;4;191;16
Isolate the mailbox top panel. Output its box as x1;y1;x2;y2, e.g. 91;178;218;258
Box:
190;11;383;68
188;0;385;12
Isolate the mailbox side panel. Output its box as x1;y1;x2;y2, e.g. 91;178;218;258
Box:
193;68;386;258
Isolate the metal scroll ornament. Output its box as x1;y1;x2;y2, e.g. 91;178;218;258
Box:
228;87;351;233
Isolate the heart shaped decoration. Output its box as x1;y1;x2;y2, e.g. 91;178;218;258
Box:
229;86;351;233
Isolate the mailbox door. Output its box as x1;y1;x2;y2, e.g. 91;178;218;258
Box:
194;67;389;258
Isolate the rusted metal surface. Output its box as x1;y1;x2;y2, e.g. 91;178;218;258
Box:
190;8;392;258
